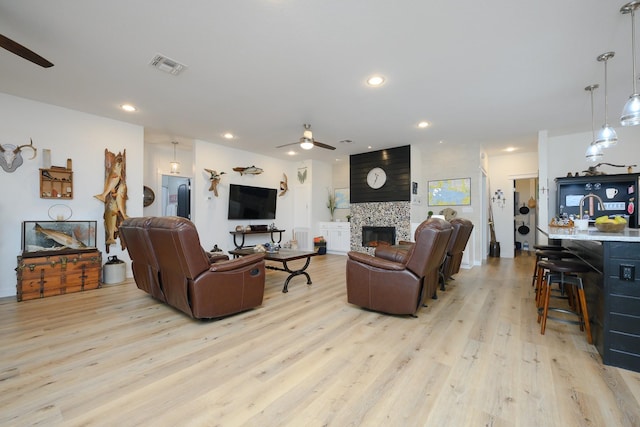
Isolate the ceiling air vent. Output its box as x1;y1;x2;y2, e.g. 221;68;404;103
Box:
150;54;187;76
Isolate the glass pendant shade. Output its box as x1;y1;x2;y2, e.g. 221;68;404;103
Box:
621;94;640;125
585;143;604;162
621;2;640;126
595;124;618;147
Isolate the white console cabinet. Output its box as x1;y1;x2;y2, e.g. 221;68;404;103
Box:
318;222;351;254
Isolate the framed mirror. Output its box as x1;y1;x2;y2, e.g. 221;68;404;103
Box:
143;185;155;207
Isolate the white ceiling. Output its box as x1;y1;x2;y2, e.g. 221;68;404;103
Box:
0;1;635;162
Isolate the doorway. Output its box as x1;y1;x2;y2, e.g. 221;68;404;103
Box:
514;177;538;255
162;175;191;219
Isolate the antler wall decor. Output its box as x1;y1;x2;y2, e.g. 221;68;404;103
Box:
0;138;37;172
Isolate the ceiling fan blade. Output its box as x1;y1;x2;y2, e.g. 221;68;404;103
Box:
0;34;54;68
275;141;301;149
313;140;336;150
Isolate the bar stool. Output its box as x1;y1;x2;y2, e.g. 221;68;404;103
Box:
536;259;593;344
533;250;577;305
530;245;566;288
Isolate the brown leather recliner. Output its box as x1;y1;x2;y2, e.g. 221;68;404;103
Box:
118;217;165;301
346;218;453;316
441;218;474;286
120;216;266;319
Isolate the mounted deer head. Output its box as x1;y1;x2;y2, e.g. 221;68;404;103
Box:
0;138;37;172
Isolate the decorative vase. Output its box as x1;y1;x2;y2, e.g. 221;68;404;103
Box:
489;241;501;257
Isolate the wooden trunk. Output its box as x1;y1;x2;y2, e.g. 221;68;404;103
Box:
16;250;102;301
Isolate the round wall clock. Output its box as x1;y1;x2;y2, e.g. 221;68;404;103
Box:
143;186;155;207
366;167;387;189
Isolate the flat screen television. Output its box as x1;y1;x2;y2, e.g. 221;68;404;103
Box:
227;184;277;220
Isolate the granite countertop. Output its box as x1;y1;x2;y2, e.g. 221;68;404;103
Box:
538;224;640;242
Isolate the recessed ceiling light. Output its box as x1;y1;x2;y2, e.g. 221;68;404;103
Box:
121;104;137;112
287;150;296;156
223;133;234;139
366;75;385;86
504;147;517;152
417;121;430;128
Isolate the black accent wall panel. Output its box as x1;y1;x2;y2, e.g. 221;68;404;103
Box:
349;145;410;203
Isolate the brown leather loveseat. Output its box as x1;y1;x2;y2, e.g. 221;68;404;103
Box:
441;218;474;287
346;217;453;316
119;216;266;319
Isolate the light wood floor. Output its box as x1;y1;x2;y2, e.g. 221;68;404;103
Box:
2;254;640;426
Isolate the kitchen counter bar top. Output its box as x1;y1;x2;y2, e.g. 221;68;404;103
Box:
538;224;640;242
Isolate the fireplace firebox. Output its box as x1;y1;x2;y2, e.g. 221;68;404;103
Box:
362;226;396;247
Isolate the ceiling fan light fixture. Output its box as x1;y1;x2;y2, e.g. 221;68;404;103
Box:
303;124;313;140
300;138;314;150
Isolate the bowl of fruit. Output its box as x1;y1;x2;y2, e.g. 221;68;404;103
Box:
594;215;627;233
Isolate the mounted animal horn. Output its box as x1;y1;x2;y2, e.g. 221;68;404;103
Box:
0;138;37;173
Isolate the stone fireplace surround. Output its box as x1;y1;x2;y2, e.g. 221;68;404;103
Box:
349;201;411;255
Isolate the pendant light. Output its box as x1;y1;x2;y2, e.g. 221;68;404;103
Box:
594;52;618;148
170;141;180;174
595;52;618;147
621;1;640;126
585;84;604;162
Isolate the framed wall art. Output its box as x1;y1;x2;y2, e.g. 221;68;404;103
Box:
334;188;350;209
428;178;471;206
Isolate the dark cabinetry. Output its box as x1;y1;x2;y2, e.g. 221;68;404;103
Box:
603;242;640;371
566;239;640;373
556;173;639;227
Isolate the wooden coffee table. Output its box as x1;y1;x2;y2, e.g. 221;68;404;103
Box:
229;248;318;293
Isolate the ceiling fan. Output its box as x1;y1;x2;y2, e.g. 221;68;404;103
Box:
276;124;336;151
0;33;53;68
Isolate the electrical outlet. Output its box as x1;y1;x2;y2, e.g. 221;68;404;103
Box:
620;264;635;281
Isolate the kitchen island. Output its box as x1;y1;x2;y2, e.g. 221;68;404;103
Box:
539;224;640;373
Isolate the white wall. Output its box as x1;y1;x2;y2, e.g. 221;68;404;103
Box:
416;142;484;267
191;139;300;252
0;93;143;298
